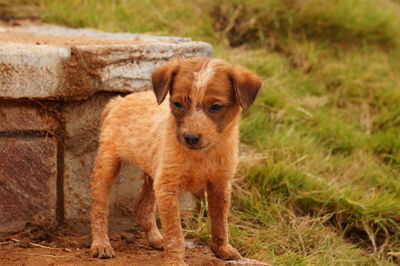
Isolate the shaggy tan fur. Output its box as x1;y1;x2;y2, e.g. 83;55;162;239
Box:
90;57;262;265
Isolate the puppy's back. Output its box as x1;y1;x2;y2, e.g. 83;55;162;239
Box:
98;91;169;174
101;91;162;126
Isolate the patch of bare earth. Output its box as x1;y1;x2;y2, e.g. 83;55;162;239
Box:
0;224;225;266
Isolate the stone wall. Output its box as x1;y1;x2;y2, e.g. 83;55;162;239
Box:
0;24;211;233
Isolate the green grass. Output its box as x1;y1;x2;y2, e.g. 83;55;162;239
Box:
206;0;400;48
6;0;400;264
0;0;40;17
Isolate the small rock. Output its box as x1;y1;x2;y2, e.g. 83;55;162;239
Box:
185;240;197;249
202;248;210;254
225;258;271;266
15;238;31;248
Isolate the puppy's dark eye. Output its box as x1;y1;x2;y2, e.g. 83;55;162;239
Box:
209;104;223;113
173;101;184;110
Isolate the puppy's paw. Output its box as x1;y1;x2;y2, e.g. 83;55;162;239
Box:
148;230;163;250
164;259;188;266
90;241;115;259
164;253;187;266
211;244;241;260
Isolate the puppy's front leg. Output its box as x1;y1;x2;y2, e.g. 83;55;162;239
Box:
155;177;186;266
90;148;121;259
206;181;241;260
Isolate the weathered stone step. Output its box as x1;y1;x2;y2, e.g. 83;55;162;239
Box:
0;24;211;99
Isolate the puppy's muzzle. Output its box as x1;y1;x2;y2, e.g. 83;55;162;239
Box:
184;133;200;145
179;133;209;150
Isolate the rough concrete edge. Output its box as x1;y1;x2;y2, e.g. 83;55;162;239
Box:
0;41;212;100
57;42;212;100
9;24;194;43
0;42;71;99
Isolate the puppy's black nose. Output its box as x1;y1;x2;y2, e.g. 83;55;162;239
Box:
184;134;200;145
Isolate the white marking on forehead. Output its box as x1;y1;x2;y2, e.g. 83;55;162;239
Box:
192;59;223;100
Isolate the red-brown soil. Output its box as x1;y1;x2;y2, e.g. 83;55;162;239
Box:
0;224;225;266
0;244;223;266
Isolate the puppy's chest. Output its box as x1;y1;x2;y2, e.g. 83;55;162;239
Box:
182;155;234;192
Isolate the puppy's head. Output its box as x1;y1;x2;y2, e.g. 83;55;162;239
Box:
152;57;261;150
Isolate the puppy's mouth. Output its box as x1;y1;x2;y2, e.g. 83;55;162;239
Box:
185;144;210;150
177;136;211;150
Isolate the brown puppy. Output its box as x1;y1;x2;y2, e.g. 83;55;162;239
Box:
90;57;261;265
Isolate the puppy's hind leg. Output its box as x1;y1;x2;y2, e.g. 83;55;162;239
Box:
90;147;121;259
135;174;163;249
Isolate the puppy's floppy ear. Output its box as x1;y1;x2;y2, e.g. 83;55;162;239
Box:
229;64;262;111
151;59;180;104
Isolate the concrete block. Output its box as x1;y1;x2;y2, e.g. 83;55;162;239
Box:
62;93;143;230
0;100;58;132
0;138;57;233
0;25;212;99
63;42;211;97
11;24;194;43
0;43;70;98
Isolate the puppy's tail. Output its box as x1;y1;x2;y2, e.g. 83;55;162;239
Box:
101;95;122;123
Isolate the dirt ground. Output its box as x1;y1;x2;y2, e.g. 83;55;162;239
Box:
0;223;269;266
0;223;226;266
0;243;222;266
